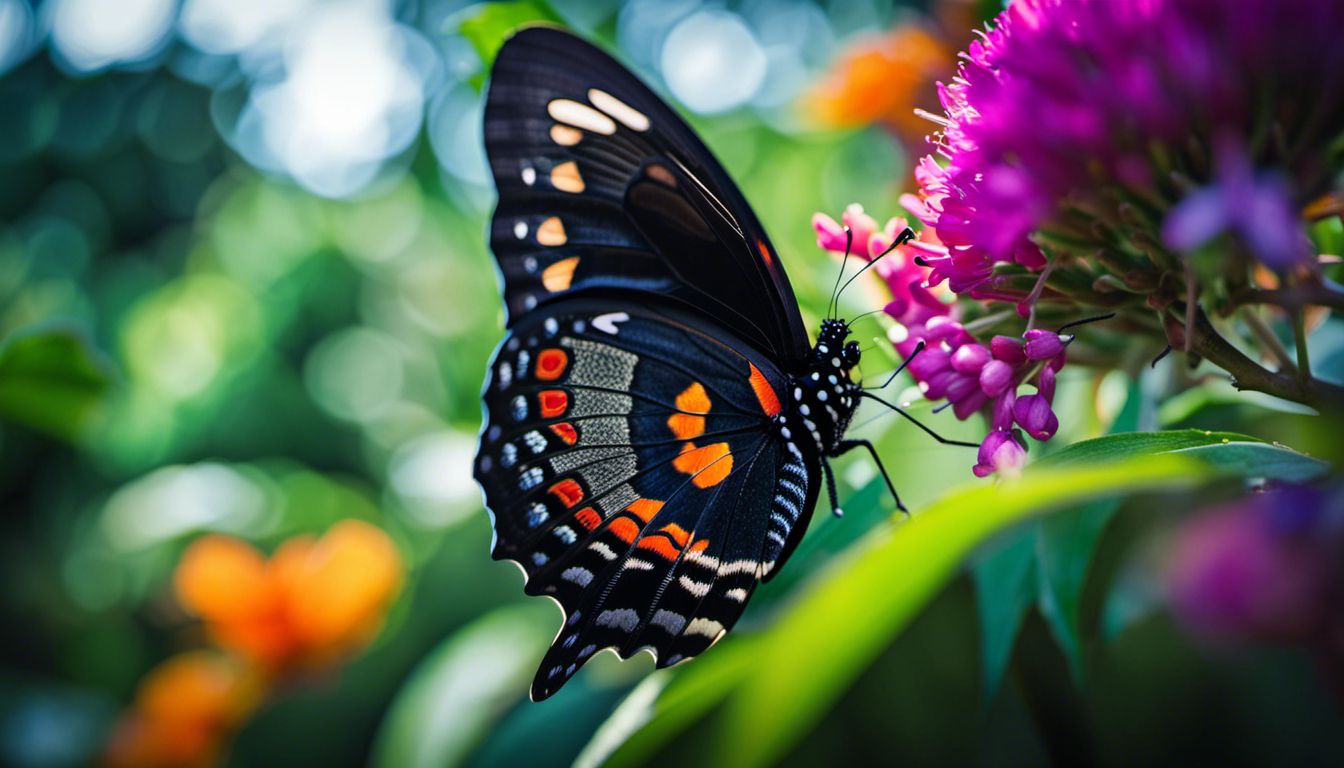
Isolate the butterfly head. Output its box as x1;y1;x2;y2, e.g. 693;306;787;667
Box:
815;319;861;374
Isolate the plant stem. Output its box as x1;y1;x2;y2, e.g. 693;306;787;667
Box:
1293;308;1312;389
1239;307;1297;374
1173;307;1344;410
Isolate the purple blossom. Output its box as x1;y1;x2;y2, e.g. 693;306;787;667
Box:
910;0;1343;288
1162;136;1315;269
973;430;1026;478
1167;485;1343;649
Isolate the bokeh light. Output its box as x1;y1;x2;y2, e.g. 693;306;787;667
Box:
47;0;177;73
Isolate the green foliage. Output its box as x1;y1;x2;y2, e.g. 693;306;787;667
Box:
0;327;110;441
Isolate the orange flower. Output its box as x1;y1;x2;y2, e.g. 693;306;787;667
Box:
174;520;403;673
103;651;261;768
802;24;953;147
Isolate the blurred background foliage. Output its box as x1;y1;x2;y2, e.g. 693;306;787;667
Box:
0;0;1341;766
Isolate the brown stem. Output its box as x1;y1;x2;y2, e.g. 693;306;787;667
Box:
1168;306;1344;410
1229;280;1344;311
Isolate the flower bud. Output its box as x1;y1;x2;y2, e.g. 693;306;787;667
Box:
1013;393;1059;440
973;431;1026;477
979;360;1014;397
991;390;1017;431
1038;365;1056;403
951;344;990;373
1023;329;1066;361
990;335;1027;365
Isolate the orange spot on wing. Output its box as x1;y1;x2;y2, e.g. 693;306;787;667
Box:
748;363;781;417
626;498;664;522
688;539;710;553
548;479;584;508
574;507;601;531
673;442;733;488
659;523;690;547
536;349;568;381
756;239;774;268
637;535;682;561
609;516;639;544
668;382;710;439
549;422;577;445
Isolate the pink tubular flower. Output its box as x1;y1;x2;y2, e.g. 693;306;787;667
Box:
815;203;1080;478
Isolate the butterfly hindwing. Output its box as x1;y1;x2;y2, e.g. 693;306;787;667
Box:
474;301;817;699
484;26;810;365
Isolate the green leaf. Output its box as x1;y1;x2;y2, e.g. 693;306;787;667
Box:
1033;499;1116;681
595;638;757;768
715;454;1211;768
1173;441;1330;482
0;327;112;442
970;528;1037;704
1039;428;1268;466
370;602;553;768
453;1;561;74
1032;379;1142;682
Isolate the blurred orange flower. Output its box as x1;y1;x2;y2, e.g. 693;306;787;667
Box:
802;24;953;147
174;520;404;673
103;651;262;768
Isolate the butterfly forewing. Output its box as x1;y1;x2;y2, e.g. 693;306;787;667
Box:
474;302;816;699
484;26;810;365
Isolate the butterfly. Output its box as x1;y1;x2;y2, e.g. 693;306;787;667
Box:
474;26;961;701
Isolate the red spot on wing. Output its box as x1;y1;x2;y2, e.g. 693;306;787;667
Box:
536;349;568;381
539;389;569;417
549;422;578;444
574;507;601;531
548;479;584;508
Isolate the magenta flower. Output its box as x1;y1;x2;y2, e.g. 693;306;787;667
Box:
902;0;1344;411
1167;485;1342;651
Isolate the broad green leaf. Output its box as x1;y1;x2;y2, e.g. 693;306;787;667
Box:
970;529;1036;704
1039;429;1269;466
0;328;112;442
1033;499;1116;681
716;455;1210;768
371;602;553;768
1173;441;1329;482
597;638;757;768
1033;378;1142;682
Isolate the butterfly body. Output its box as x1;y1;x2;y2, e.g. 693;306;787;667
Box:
474;27;880;700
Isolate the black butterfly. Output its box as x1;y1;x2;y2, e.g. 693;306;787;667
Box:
474;26;965;701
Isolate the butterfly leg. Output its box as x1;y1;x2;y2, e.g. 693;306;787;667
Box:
822;460;843;518
859;392;979;448
836;439;907;515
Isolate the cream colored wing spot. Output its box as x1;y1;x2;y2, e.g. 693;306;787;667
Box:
550;161;585;193
541;256;579;291
521;166;536;185
550;124;583;146
536;216;567;246
547;99;616;135
588;88;650;132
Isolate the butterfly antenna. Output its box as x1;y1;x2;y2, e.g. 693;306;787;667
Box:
1056;312;1117;335
827;227;855;320
835;228;915;307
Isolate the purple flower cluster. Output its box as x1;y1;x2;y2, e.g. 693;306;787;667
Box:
908;0;1344;289
1167;485;1343;657
813;205;1072;477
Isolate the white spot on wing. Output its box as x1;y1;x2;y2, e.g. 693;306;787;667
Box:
588;88;651;131
547;99;617;135
685;617;725;639
592;312;629;334
513;221;528;239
